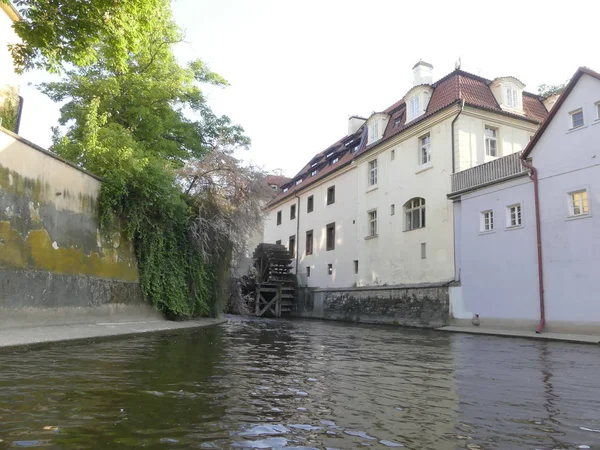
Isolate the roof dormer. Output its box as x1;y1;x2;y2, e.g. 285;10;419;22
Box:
403;85;434;122
366;112;390;145
489;77;525;114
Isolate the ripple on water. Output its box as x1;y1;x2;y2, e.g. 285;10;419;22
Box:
239;424;290;437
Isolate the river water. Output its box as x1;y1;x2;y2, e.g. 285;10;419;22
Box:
1;318;600;449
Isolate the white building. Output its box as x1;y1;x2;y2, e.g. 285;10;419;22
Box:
264;62;549;290
449;67;600;333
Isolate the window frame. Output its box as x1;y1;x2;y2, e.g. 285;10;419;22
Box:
484;126;499;158
327;186;335;205
419;133;431;165
307;195;314;213
404;197;426;231
370;122;380;142
390;204;395;216
327;263;333;275
326;222;335;251
367;209;377;237
305;229;313;255
596;101;600;121
420;242;427;259
567;189;589;218
368;159;378;186
409;95;420;119
480;210;494;232
288;235;296;258
506;204;522;228
391;149;396;160
306;266;311;277
290;204;296;220
569;108;585;129
276;210;282;226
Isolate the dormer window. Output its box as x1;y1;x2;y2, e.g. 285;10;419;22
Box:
326;151;334;158
311;169;318;176
404;86;433;122
505;86;520;109
366;113;390;145
283;187;289;193
409;96;420;119
311;162;318;167
370;123;380;141
490;77;525;113
331;157;339;164
295;178;303;185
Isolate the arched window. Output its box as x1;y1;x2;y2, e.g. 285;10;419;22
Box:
404;198;426;231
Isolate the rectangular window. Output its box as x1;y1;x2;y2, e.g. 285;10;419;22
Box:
568;190;589;217
275;240;281;245
481;210;494;232
307;195;314;213
570;109;584;129
306;266;311;277
305;230;313;255
311;169;318;176
290;204;296;220
354;260;358;274
276;210;282;225
288;235;296;258
391;149;396;160
391;204;395;215
507;204;522;227
506;86;519;108
368;159;378;186
485;126;498;157
371;122;380;141
421;242;427;259
331;157;339;164
368;210;377;237
295;178;303;185
326;222;335;251
327;186;335;205
327;263;333;275
409;96;420;118
419;133;431;165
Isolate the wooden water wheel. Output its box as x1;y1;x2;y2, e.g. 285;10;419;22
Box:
252;243;295;317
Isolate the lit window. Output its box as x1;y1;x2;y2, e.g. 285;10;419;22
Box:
505;86;520;108
276;210;282;225
391;204;395;215
419;133;431;165
481;210;494;232
368;210;377;237
409;95;420;119
326;222;335;250
404;197;426;231
368;159;378;186
570;109;584;129
421;242;427;259
568;190;589;217
370;122;380;142
391;149;396;160
507;204;522;227
485;126;498;157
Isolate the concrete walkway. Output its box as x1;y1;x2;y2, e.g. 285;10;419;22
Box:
438;325;600;345
0;318;226;352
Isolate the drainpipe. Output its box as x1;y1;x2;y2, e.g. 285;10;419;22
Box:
521;158;545;333
15;96;24;135
294;192;300;275
451;99;465;174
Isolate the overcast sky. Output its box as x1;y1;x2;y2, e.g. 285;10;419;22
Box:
17;0;600;178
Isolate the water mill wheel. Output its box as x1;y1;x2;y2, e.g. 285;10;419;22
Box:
251;243;296;317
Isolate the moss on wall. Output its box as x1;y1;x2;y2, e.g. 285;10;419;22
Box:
0;163;137;282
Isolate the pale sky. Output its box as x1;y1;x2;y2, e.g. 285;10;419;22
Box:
17;0;600;178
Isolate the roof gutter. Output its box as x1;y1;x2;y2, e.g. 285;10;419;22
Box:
520;157;545;333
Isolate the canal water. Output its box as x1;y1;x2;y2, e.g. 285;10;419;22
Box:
1;318;599;449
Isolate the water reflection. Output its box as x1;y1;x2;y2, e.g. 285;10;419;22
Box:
0;318;598;449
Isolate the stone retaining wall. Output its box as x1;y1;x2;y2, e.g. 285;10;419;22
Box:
292;284;450;328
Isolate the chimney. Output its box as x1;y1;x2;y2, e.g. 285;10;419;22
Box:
413;60;433;86
348;115;367;135
542;93;560;112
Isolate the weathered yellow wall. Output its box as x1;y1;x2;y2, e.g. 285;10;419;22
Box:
0;130;139;282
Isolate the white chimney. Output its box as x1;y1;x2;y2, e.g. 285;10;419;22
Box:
348;115;367;135
413;60;433;86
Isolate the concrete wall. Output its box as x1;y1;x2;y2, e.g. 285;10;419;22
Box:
0;129;156;325
292;284;449;328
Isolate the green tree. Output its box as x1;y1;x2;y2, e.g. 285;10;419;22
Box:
43;1;250;318
538;82;567;98
6;0;172;73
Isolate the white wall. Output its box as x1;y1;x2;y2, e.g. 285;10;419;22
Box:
0;6;19;89
455;110;537;171
528;73;600;328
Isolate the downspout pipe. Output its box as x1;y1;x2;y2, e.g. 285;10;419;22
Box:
451;99;465;174
521;157;545;333
294;192;300;275
15;95;24;135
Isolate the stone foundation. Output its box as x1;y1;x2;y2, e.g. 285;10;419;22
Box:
292;284;450;328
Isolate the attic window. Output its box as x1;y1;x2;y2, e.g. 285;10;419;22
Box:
354;144;361;152
409;96;420;119
326;152;334;158
394;117;402;127
295;179;303;185
311;169;318;176
283;187;289;193
311;162;318;167
331;157;339;164
506;86;520;108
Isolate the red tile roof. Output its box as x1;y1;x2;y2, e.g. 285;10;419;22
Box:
270;68;549;207
522;67;600;159
265;174;291;188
